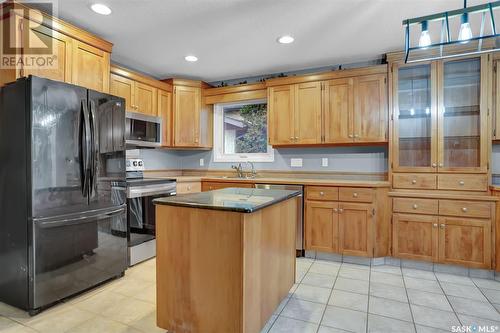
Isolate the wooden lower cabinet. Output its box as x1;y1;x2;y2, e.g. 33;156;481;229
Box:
393;214;438;262
305;201;374;257
393;213;492;268
339;203;373;257
201;181;254;192
438;216;491;269
305;201;339;253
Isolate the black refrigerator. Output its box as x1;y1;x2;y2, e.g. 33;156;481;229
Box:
0;76;128;314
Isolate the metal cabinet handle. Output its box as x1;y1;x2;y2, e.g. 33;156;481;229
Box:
319;191;324;196
433;223;438;228
354;134;359;138
295;136;299;140
333;208;338;213
290;137;294;141
440;224;445;228
411;179;417;184
459;180;465;186
438;163;444;167
187;185;191;191
353;193;358;198
462;207;468;212
412;204;418;210
338;208;344;213
432;163;437;168
348;134;354;138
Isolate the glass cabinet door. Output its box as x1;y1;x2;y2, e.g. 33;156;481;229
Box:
438;57;486;172
394;63;437;172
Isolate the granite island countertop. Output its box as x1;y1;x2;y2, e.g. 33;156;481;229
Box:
153;187;301;213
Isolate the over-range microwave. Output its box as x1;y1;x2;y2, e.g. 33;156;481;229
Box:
125;112;162;147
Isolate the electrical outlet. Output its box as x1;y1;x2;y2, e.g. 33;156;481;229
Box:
322;158;328;167
290;158;303;167
199;158;204;166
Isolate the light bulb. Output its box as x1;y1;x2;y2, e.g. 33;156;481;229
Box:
419;21;431;48
410;108;415;116
425;107;430;115
458;13;472;43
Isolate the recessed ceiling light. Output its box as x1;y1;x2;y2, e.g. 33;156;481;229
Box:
277;35;294;44
185;55;198;62
90;3;112;15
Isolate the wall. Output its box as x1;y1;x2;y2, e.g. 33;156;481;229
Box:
137;146;388;174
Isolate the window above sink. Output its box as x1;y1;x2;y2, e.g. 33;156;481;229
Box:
213;99;274;162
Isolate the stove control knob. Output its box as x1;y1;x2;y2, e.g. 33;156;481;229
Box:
138;161;143;166
133;161;138;167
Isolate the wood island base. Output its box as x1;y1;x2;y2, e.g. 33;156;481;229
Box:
155;197;298;333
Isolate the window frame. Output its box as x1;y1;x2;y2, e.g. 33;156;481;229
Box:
213;99;274;163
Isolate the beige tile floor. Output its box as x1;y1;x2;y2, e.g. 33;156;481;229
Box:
1;257;500;333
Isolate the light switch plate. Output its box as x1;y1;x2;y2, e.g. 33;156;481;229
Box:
322;158;328;167
290;158;303;167
199;158;204;166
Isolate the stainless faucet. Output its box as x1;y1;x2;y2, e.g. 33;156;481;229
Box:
246;161;256;179
231;163;244;178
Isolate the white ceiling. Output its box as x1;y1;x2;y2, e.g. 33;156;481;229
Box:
51;0;487;82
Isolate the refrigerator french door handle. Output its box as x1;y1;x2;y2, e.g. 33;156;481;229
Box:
89;100;99;197
36;206;126;229
82;100;91;199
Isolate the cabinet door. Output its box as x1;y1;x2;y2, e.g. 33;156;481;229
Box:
173;85;201;146
305;201;339;253
201;182;254;191
72;41;110;92
294;82;322;144
268;85;294;145
110;74;135;112
158;89;172;147
21;19;73;83
393;63;437;172
438;216;491;269
338;203;373;257
393;213;438;262
323;78;354;143
353;74;387;143
438;56;488;173
135;82;157;116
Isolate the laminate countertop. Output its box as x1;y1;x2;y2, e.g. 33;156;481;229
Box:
153;187;301;213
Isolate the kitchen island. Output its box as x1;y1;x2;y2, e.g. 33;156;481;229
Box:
153;188;300;333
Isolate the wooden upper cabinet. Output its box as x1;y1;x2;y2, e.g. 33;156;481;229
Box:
72;41;110;92
437;57;488;173
294;82;322;144
353;74;387;143
173;85;201;147
110;73;135;112
268;85;295;145
21;18;73;83
338;203;373;257
0;3;112;88
158;89;172;147
391;55;490;174
323;78;354;143
305;201;339;253
135;82;157;116
438;216;491;269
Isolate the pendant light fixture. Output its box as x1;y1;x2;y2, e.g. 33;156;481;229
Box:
402;0;500;63
419;21;432;48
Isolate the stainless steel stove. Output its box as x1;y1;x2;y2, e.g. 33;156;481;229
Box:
126;158;176;266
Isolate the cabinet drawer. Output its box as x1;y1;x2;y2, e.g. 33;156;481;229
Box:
438;200;491;218
393;198;438;215
339;187;374;203
176;181;201;194
437;174;488;192
393;174;437;190
306;186;338;201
